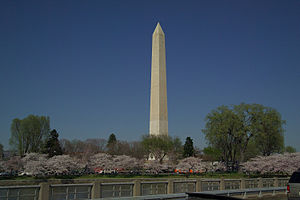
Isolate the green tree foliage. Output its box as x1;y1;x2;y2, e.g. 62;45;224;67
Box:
203;105;243;170
142;135;180;163
243;139;260;161
9;115;50;157
169;137;183;162
285;146;296;153
203;103;285;170
251;106;285;156
114;141;146;159
107;133;117;155
202;146;222;161
43;129;63;157
183;137;194;157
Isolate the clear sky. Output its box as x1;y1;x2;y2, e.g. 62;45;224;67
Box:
0;0;299;151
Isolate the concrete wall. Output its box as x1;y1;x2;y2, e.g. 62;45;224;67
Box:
0;177;289;200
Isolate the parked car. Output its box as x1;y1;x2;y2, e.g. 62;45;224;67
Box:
287;170;300;200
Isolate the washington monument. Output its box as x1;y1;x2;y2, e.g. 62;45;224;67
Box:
149;23;168;136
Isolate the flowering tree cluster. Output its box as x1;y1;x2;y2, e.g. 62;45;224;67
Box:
1;153;144;176
5;152;299;177
21;153;84;176
21;153;47;176
45;155;84;175
1;156;23;172
176;157;207;172
0;153;84;176
0;160;6;172
143;160;174;174
88;153;142;171
241;153;300;175
112;155;142;170
176;157;226;173
88;153;113;169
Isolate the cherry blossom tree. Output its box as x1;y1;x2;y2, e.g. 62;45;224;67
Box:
241;153;300;175
112;155;142;170
0;160;6;172
143;160;174;174
176;157;208;172
44;155;84;175
19;153;84;176
88;153;114;169
21;153;47;176
176;157;226;173
4;156;23;172
88;153;143;172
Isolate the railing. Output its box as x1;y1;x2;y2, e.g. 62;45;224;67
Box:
50;184;92;200
262;178;274;188
100;182;133;198
224;179;241;190
201;179;220;191
173;180;196;193
0;177;290;200
141;181;168;195
245;178;259;188
278;178;289;187
0;185;40;200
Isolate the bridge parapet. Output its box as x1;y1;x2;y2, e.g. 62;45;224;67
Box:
0;177;289;200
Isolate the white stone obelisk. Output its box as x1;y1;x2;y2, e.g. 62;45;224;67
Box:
149;23;168;136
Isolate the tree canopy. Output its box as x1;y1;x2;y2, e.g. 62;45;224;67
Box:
183;137;194;157
9;115;50;157
242;153;300;175
107;133;117;154
202;103;285;170
142;135;181;163
202;146;222;161
43;129;63;157
285;146;296;153
0;144;3;160
251;106;285;156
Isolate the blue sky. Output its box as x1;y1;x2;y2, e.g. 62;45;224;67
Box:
0;0;299;150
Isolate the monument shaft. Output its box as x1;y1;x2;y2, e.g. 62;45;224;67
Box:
149;23;168;136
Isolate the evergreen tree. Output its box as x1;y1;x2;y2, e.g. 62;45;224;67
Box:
183;137;194;157
107;133;117;154
0;143;3;160
44;129;63;157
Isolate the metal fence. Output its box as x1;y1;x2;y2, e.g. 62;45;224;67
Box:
262;178;274;188
245;178;259;188
50;184;92;200
201;179;220;191
100;183;133;198
173;180;196;193
225;179;241;190
278;178;289;187
141;181;168;196
0;185;40;200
